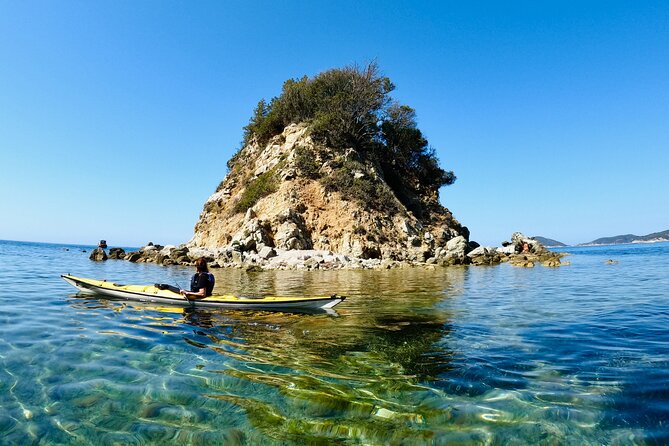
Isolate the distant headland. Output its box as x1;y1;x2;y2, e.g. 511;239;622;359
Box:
533;229;669;247
579;229;669;246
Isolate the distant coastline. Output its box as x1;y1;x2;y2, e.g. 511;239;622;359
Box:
0;239;140;252
534;229;669;248
578;239;669;247
579;229;669;246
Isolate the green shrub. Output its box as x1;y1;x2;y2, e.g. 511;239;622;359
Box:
240;62;391;151
322;160;398;213
294;145;322;179
236;62;456;218
233;168;279;214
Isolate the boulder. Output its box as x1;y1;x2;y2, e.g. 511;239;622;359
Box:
542;258;562;267
467;246;494;257
432;226;460;246
467;246;502;265
231;250;243;264
108;248;126;259
446;235;467;253
140;245;158;254
231;217;273;252
515;260;535;268
169;247;190;260
438;235;469;266
510;232;548;254
498;245;516;255
274;221;309;250
125;252;142;262
245;208;257;221
272;208;311;250
258;246;277;260
443;236;467;259
89;248;107;261
246;265;263;273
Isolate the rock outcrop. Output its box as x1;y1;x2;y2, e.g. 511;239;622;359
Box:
108;248;126;259
89;247;107;261
466;232;567;268
188;123;468;263
115;231;565;270
110;128;566;270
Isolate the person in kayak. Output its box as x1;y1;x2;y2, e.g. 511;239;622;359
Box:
180;258;215;299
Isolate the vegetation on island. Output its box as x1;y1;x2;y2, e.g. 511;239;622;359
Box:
231;62;456;218
233;165;279;213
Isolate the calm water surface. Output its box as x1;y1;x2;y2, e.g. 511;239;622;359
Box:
0;240;667;444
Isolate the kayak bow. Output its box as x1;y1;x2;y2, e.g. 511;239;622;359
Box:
61;274;345;310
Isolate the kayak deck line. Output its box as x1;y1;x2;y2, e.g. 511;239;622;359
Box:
61;274;345;310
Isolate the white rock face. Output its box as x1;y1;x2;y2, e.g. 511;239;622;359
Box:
498;245;516;255
445;236;468;258
467;246;496;257
258;246;276;260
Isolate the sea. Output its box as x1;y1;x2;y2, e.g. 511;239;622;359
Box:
0;239;667;445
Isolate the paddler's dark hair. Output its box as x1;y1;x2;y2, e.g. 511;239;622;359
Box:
195;257;209;273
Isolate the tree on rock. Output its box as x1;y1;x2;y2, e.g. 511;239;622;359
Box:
238;62;456;219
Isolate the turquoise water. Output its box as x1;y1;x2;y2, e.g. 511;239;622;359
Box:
0;240;667;444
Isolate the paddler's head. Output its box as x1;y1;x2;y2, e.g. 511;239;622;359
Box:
195;257;209;273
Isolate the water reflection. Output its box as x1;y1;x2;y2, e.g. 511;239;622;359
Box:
55;267;638;444
59;269;464;443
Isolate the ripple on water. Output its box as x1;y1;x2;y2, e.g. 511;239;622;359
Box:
1;240;668;443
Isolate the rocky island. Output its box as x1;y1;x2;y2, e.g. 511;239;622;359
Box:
103;64;565;270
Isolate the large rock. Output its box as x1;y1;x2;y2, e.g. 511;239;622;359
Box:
125;251;142;262
498;245;516;255
511;232;547;254
272;209;311;250
169;246;190;260
509;255;536;268
89;248;107;261
436;236;469;266
108;248;126;259
467;246;501;265
231;216;273;252
258;246;277;260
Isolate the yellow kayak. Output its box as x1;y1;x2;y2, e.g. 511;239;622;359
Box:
62;274;345;310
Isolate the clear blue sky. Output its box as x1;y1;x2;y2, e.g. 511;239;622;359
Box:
1;1;667;247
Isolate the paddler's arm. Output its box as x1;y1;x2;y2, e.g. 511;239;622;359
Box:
180;288;207;300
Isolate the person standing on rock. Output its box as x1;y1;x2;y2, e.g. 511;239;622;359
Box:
180;258;215;299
